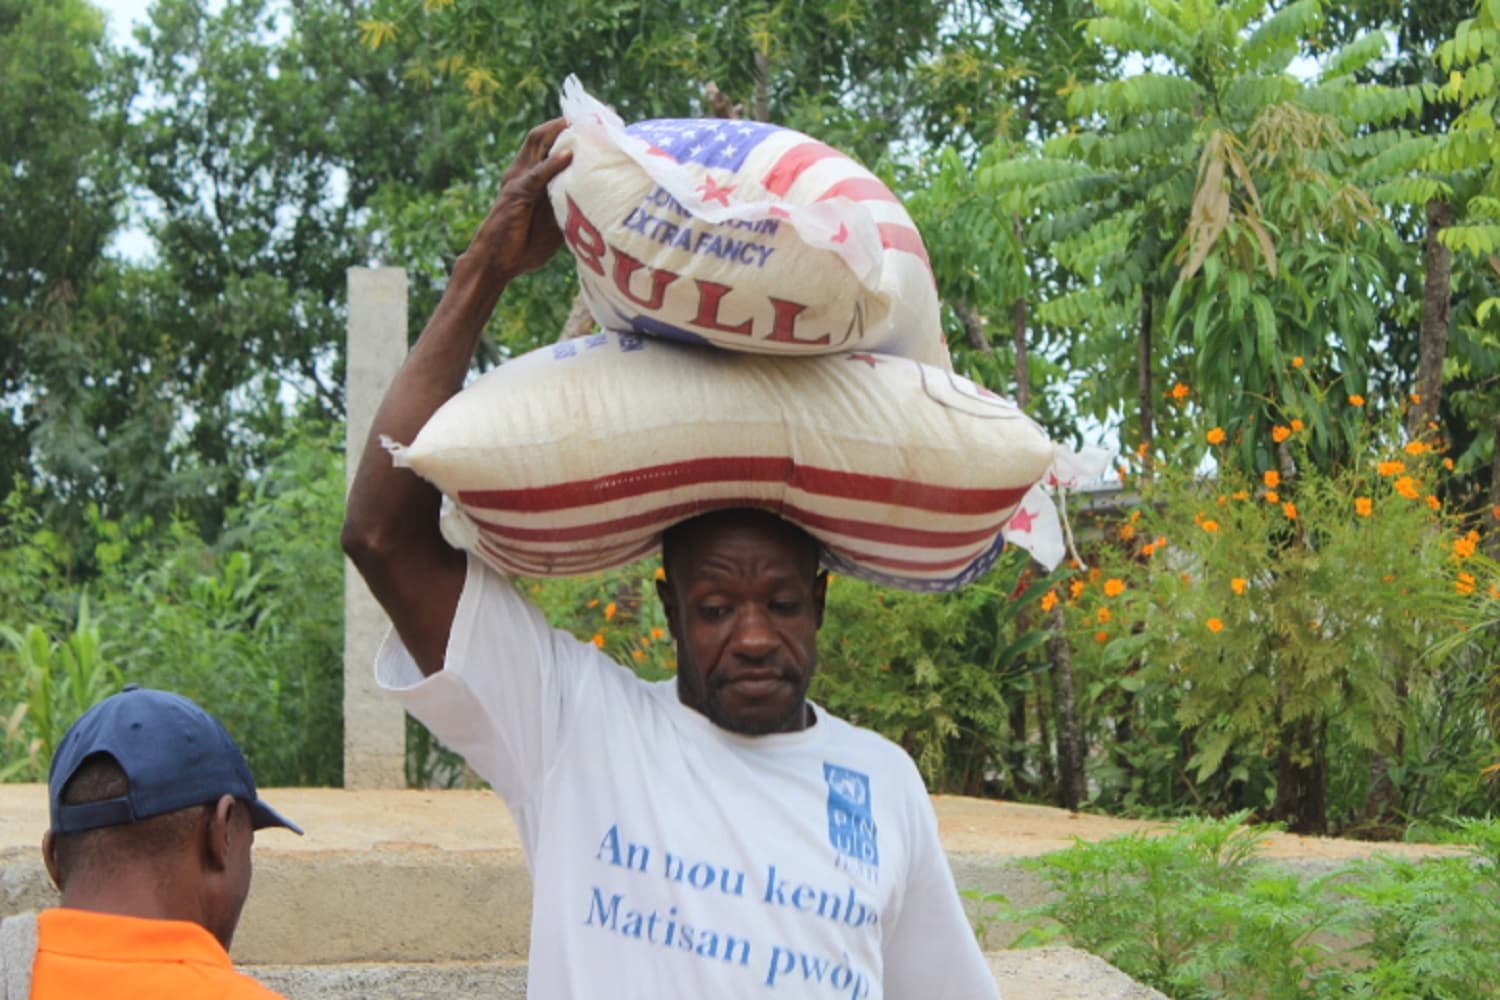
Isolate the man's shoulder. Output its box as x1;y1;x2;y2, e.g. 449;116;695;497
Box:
814;708;926;784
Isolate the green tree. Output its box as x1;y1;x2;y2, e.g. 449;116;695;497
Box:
0;0;128;492
981;0;1428;471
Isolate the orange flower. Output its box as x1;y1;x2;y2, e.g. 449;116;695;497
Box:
1355;497;1373;517
1266;490;1281;503
1444;458;1456;471
1378;460;1406;477
1170;382;1191;400
1206;427;1226;445
1263;470;1281;488
1232;578;1248;595
1292;356;1305;368
1272;425;1292;443
1104;578;1127;597
1206;617;1225;633
654;566;667;580
1282;502;1299;520
1456;572;1476;595
631;649;646;662
1455;535;1478;560
1136;442;1150;459
604;602;618;621
1201;519;1220;533
1119;523;1137;541
1404;440;1429;456
1141;542;1158;557
591;633;606;648
651;627;666;641
587;599;600;608
1410;392;1422;404
1070;579;1086;599
1155;535;1169;549
1348;394;1366;407
1426;495;1441;511
1394;476;1421;500
1040;590;1060;612
1290;418;1305;432
1094;630;1110;644
1097;607;1114;624
1232;490;1250;501
1494;505;1500;521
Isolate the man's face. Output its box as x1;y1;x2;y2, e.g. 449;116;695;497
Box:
658;514;827;735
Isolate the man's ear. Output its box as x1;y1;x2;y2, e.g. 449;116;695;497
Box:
204;794;238;872
41;830;62;892
812;570;828;628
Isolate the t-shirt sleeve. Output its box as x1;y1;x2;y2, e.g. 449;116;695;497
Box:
881;783;1001;999
375;554;583;807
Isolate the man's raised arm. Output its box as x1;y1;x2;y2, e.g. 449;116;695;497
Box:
341;120;572;676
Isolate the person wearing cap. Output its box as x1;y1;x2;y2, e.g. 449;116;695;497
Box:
0;685;300;999
343;122;1001;997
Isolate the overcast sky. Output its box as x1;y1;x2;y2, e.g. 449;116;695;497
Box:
98;0;155;46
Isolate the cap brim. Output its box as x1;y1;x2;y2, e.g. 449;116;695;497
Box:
250;798;304;835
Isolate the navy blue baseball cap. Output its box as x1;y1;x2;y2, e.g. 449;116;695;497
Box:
48;685;302;836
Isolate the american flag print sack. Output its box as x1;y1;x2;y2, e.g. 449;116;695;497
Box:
388;332;1056;592
550;77;949;370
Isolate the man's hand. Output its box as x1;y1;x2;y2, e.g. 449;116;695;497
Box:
468;118;574;283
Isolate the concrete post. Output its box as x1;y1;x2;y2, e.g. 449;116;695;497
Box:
344;267;409;789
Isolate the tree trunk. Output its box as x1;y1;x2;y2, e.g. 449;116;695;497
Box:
954;299;993;355
1408;198;1454;440
1138;290;1155;463
753;51;770;123
1487;415;1500;560
1271;716;1328;835
1048;605;1086;810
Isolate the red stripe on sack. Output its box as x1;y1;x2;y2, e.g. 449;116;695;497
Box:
455;458;1033;516
878;223;930;266
816;178;900;204
468;496;1007;549
762;141;843;196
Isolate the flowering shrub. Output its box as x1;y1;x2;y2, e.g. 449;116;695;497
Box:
1061;414;1496;833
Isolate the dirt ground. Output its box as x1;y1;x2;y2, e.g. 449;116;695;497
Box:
0;786;1460;862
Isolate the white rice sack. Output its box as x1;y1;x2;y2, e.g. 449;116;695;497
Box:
550;77;949;369
390;331;1056;592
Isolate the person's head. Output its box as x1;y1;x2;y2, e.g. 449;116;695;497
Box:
41;686;301;948
656;508;827;736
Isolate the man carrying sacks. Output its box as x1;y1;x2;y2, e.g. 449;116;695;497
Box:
344;116;1003;997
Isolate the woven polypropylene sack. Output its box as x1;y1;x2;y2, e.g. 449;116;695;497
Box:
391;332;1055;592
549;77;949;370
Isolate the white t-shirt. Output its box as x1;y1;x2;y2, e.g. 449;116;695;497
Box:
377;556;999;999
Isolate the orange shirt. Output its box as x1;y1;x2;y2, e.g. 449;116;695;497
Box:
31;908;284;999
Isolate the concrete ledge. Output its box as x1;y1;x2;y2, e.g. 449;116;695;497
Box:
244;949;1168;999
2;788;1454;973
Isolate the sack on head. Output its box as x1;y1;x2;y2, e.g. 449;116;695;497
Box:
550;77;949;369
391;332;1055;591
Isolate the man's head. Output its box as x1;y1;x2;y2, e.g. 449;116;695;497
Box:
657;509;827;736
41;686;301;948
